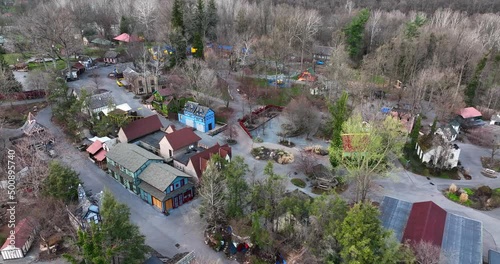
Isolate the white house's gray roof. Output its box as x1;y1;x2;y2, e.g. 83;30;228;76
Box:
139;163;190;191
105;143;163;172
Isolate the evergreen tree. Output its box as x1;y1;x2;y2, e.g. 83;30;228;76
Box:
119;16;130;34
65;190;148;264
410;115;422;148
171;0;185;34
192;32;204;59
0;53;22;94
329;92;349;167
465;53;488;106
343;8;370;62
224;156;249;218
192;0;205;58
308;195;348;263
337;203;410;264
206;0;218;42
430;117;437;134
43;161;81;203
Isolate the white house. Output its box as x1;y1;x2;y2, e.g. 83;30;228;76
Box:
416;133;461;169
0;218;37;260
491;114;500;126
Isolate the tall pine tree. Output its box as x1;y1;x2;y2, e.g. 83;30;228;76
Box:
0;53;22;95
409;115;422;148
170;0;187;66
193;0;205;58
206;0;218;42
329;92;349;167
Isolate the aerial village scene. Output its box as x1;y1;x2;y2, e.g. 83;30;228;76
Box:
1;0;500;263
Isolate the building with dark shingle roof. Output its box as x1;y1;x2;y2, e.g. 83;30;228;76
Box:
178;101;215;132
380;196;483;264
118;115;163;143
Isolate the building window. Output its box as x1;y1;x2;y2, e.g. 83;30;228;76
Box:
150;79;155;85
138;80;143;86
174;182;180;189
139;88;144;93
450;154;454;159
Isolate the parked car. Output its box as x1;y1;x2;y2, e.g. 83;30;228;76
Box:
77;144;88;151
481;168;497;178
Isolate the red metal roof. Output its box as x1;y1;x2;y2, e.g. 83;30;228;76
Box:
86;140;103;155
1;218;36;250
458;107;482;119
402;201;447;247
94;149;107;161
121;115;163;142
164;127;201;151
189;143;232;178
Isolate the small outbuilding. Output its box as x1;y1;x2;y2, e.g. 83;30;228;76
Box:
0;218;38;260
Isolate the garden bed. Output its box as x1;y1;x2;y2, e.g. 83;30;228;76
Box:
291;178;306;188
304;145;329;156
443;184;500;210
251;146;294;164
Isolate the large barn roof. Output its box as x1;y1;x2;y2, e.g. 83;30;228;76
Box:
379;196;483;264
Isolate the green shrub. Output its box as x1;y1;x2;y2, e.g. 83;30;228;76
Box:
447;192;460;202
463;188;474;196
291;178;306;188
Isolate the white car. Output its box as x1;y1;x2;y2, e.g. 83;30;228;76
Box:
481;168;497;178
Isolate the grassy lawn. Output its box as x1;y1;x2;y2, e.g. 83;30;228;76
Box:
257;84;304;106
3;53;30;65
28;60;68;71
291;178;306;188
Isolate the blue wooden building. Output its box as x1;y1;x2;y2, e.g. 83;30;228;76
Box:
178;101;215;132
138;163;194;213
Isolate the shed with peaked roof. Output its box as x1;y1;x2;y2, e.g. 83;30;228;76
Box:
1;218;38;260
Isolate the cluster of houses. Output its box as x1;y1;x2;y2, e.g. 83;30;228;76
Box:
86;114;229;214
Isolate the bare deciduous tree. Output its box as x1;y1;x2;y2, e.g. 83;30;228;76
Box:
133;0;159;40
282;96;320;139
19;1;83;73
198;160;227;228
182;58;220;107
